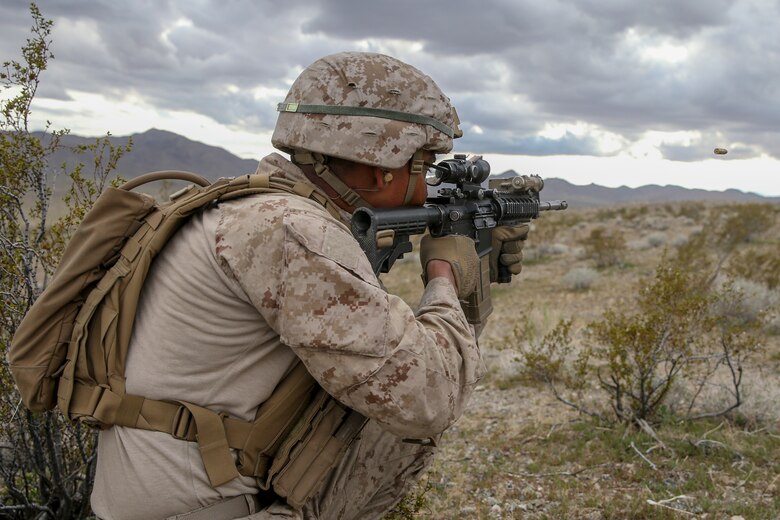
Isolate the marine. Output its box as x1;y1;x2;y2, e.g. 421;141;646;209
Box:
90;52;528;519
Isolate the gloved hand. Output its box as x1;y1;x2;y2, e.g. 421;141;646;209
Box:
490;223;530;282
420;234;479;299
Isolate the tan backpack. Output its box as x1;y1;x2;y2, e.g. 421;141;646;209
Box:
8;170;366;507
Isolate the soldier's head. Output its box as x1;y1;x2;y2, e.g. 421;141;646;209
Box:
272;52;461;211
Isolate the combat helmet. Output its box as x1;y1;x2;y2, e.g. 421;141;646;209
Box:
272;51;462;207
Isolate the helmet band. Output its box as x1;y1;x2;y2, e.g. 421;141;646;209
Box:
277;103;456;138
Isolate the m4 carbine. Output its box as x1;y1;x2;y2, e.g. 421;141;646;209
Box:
351;154;567;326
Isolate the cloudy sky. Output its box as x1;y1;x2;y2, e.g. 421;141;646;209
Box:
2;0;779;196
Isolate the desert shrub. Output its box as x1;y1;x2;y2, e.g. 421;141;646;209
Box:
669;201;706;222
640;216;670;231
713;277;780;335
618;205;650;221
545;243;570;255
562;267;599;291
670;235;689;248
524;214;575;262
527;212;581;248
525;242;570;262
528;215;562;245
726;243;780;290
767;309;780;336
628;232;668;251
517;319;587;388
709;203;775;254
674;229;711;271
646;232;667;248
586;256;716;422
579;227;626;268
521;253;765;424
676;204;776;284
384;478;432;520
594;208;618;221
714;278;777;323
0;6;129;518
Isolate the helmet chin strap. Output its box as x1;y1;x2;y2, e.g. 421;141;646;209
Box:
292;150;371;209
403;150;425;205
293;149;426;208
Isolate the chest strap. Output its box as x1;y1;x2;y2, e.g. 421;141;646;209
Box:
69;362;318;487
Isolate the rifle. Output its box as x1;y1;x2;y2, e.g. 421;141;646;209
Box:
351;154;568;326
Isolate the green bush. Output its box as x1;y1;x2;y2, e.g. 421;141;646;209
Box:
520;252;765;424
727;243;780;290
0;5;129;518
712;203;775;250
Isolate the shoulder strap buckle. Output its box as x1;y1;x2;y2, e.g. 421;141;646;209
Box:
171;405;196;441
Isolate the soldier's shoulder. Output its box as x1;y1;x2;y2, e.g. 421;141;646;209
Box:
221;190;329;217
219;193;347;243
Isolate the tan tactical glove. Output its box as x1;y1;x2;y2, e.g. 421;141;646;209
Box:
490;223;530;282
420;234;479;299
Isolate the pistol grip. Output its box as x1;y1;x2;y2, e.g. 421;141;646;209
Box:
497;264;512;284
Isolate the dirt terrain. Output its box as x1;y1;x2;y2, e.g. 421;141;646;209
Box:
381;202;780;519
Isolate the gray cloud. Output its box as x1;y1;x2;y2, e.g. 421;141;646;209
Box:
460;131;606;157
1;0;779;160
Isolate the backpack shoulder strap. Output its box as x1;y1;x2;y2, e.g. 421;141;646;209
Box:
217;173;344;221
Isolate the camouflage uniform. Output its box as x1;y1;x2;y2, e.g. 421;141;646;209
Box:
91;153;484;520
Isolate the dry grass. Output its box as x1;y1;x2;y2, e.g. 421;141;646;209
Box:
381;201;780;519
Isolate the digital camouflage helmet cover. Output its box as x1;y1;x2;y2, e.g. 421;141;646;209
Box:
272;51;462;171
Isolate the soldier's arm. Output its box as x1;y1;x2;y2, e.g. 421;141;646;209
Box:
426;259;457;288
216;199;485;439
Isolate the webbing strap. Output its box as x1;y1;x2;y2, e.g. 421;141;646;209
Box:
217;175;344;221
293;151;371;209
115;393;144;426
69;376;335;488
60;256;131;417
178;401;241;487
69;383;254;445
403;150;425;205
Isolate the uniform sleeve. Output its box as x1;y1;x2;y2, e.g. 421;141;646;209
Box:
216;198;485;439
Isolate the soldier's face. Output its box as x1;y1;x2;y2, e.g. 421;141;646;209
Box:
347;152;434;209
305;152;435;212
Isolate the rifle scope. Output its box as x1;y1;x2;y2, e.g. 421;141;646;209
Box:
425;154;491;187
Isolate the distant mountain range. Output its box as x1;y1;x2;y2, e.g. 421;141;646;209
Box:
36;128;257;183
36;129;780;207
492;170;780;207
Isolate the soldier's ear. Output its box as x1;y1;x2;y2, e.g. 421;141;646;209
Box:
373;167;393;188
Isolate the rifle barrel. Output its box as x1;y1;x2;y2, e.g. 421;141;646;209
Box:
539;200;568;211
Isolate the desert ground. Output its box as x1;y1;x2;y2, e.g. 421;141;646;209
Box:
381;201;780;519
